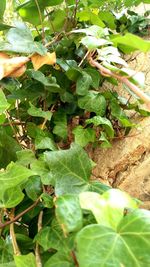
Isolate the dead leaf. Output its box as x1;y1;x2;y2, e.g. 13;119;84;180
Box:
0;52;29;80
31;52;56;70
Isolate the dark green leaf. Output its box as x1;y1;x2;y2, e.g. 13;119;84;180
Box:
78;91;106;115
35;136;57;151
76;72;92;95
25;176;42;201
0;237;13;264
44;144;92;195
0;90;10;114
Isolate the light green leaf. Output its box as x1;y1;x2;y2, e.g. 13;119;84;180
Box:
78;91;106;116
72;25;107;38
14;253;36;267
86;116;114;138
76;72;92;95
76;209;150;267
0;262;15;267
16;150;36;166
0;90;10;114
45;252;73;267
99;11;116;30
0;187;24;208
55;195;83;234
41;193;53;208
112;33;150;53
73;126;95;147
44;144;92;195
81;36;112;50
77;11;105;27
99;132;112;148
79;189;138;229
0;0;6;20
0;24;46;55
35;136;57;151
28;103;52;121
30;159;54;185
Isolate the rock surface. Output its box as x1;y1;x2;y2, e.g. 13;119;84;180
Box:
92;50;150;209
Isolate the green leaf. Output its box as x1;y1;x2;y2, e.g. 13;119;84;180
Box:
0;90;10;114
0;128;21;168
41;193;53;208
0;0;6;20
45;252;73;267
99;132;112;148
35;223;68;251
16;150;36;166
28;103;52;121
0;23;12;31
76;209;150;267
35;136;57;151
31;159;54;185
84;68;101;89
0;187;24;208
76;72;92;95
55;194;83;234
44;144;92;195
110;100;134;127
25;176;42;201
72;25;107;38
73;126;95;147
0;237;13;264
78;91;106;116
112;33;150;53
14;253;36;267
79;189;138;229
81;36;112;50
0;262;15;267
0;24;46;55
99;11;116;30
86;116;114;138
53;110;67;140
77;10;105;27
18;6;44;26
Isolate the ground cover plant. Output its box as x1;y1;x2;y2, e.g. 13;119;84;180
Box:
0;0;150;266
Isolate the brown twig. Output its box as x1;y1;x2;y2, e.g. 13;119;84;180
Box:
0;198;40;229
5;111;20;144
88;56;150;109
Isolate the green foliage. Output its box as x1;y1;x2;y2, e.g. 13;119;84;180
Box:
0;0;150;266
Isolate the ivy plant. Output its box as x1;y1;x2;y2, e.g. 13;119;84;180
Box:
0;0;150;266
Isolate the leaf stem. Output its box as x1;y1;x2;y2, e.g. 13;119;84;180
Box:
9;209;21;256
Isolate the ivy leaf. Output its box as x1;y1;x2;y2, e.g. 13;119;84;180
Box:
76;72;92;95
0;187;24;208
112;33;150;53
76;209;150;267
14;253;36;267
78;91;106;116
79;189;138;229
72;25;107;38
31;159;54;185
0;24;46;55
81;36;112;50
53;110;67;140
27;103;52;121
77;10;105;27
0;237;13;264
84;68;101;89
99;132;112;148
55;194;83;234
73;126;95;147
110;100;134;127
25;176;42;201
35;223;68;251
44;252;74;267
86;116;114;138
44;144;92;196
0;90;10;114
35;136;57;151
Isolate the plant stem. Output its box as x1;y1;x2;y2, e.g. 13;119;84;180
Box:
34;0;45;43
5;111;20;144
35;211;43;267
89;56;150;109
0;198;40;229
10;209;21;256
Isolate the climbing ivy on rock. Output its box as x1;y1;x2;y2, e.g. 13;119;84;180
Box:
0;0;150;266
